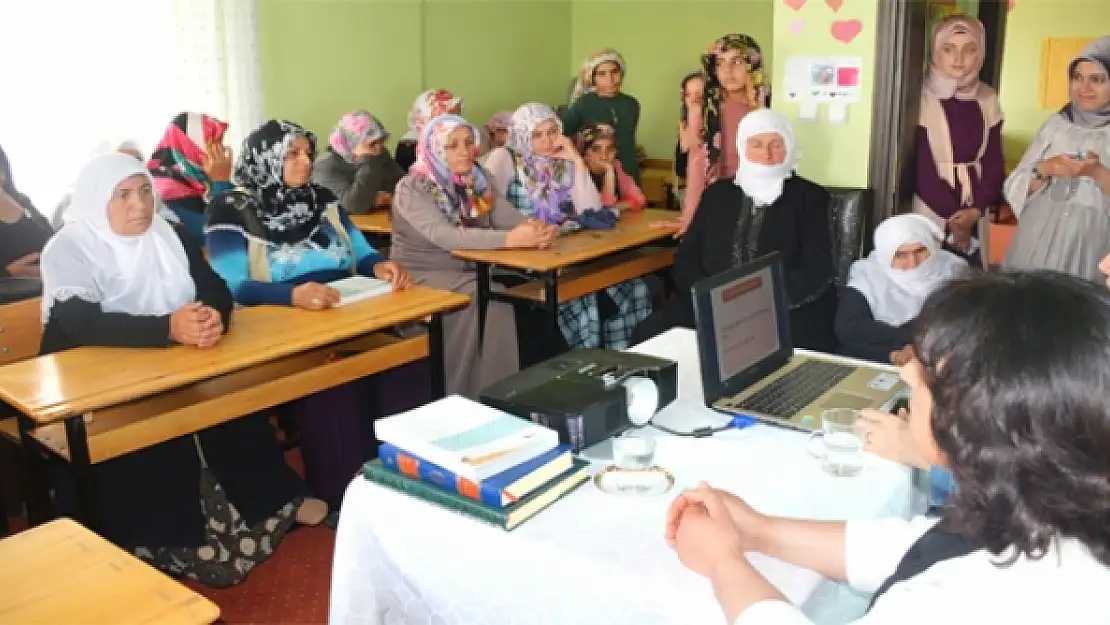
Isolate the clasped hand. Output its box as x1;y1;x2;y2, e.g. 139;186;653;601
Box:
664;481;766;578
1040;151;1103;179
169;302;224;348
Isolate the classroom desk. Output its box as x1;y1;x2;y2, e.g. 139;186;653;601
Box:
349;210;392;236
0;286;468;529
0;517;220;624
452;209;678;343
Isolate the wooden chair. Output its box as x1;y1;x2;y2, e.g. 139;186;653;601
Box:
0;297;42;535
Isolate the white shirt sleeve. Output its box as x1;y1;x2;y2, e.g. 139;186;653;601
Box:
734;600;813;625
733;516;939;625
845;516;938;593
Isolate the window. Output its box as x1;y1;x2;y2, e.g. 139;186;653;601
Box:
0;0;263;219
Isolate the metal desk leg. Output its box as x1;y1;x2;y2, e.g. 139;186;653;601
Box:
16;412;50;526
543;270;560;349
64;416;100;532
476;262;491;344
427;314;447;399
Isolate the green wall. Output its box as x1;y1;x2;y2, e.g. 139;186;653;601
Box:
568;0;775;159
258;0;571;147
770;0;879;188
998;0;1110;163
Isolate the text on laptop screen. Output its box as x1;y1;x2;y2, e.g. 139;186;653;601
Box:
710;265;781;382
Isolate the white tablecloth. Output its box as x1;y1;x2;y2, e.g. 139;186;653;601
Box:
330;329;918;625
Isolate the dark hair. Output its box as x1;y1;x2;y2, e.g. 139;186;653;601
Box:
914;271;1110;566
679;71;705;124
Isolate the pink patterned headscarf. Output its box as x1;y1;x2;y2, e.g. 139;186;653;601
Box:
329;111;388;163
926;16;986;100
409;114;491;224
402;89;464;141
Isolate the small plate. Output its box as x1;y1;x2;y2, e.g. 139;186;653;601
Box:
594;465;675;496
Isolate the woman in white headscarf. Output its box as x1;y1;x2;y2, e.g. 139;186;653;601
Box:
632;108;837;351
39;153;323;587
837;214;968;364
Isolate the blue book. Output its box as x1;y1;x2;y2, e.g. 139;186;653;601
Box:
378;442;573;508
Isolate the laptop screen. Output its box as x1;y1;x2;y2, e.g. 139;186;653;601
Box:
691;253;794;405
709;264;780;381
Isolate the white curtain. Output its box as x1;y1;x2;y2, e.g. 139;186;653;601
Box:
0;0;263;219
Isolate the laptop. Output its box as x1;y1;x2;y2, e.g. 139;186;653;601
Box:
691;252;907;432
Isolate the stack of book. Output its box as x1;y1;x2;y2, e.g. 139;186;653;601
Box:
365;394;589;531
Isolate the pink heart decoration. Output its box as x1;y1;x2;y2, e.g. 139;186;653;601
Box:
788;19;805;36
826;0;844;11
783;0;807;11
830;19;863;44
1007;0;1014;11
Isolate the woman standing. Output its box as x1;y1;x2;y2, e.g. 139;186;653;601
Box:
675;34;769;235
561;48;642;183
1003;36;1110;282
41;153;319;587
913;16;1005;265
391;113;556;397
674;71;706;203
313;110;404;214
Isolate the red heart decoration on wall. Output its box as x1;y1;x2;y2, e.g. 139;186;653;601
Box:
830;19;863;44
1008;0;1015;11
784;0;807;11
826;0;844;11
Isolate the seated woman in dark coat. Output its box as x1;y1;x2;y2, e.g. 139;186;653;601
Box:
632;109;837;351
0;143;53;279
313;110;405;214
837;213;968;364
39;153;322;587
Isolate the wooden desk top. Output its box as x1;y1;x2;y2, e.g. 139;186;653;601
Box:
0;518;220;625
451;209;677;272
350;210;392;234
0;286;468;425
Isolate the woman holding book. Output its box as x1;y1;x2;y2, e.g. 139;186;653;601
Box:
206;119;412;512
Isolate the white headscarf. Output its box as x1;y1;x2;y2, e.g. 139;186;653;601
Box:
41;153;195;323
733;109;799;206
846;214;968;327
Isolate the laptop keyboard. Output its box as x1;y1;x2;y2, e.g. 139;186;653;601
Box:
735;360;856;418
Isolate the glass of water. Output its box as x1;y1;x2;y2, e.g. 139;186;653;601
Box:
613;431;656;470
808;408;864;477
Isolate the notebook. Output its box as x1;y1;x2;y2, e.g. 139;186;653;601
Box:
327;275;393;306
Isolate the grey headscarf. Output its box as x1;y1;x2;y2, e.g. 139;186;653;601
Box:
1063;36;1110;129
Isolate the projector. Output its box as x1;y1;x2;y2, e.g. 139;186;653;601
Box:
479;349;678;452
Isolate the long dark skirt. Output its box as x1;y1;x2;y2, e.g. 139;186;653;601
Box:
288;361;432;508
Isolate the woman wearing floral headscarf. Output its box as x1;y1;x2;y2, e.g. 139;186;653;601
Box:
206;119;411;510
670;33;768;236
313;110;404;214
478;110;512;165
1003;36;1110;282
391;113;556;397
561;48;641;183
395;89;464;173
577;122;646;212
913;16;1005;266
147;112;236;243
487;103;653;351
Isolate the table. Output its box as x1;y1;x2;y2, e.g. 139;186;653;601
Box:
0;286;468;528
349;211;392;236
452;209;677;344
0;518;220;624
329;328;917;625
